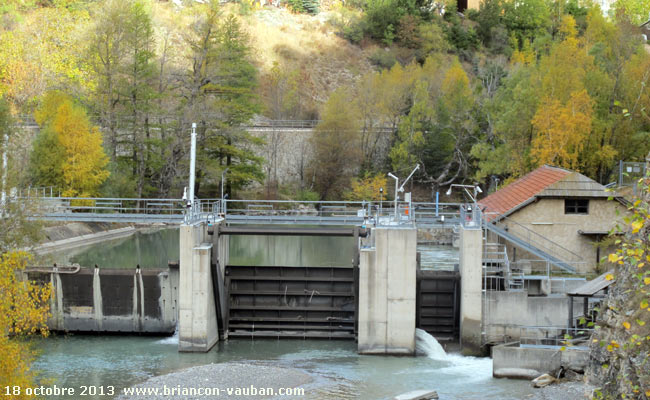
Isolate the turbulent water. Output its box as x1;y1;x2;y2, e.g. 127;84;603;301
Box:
415;328;447;360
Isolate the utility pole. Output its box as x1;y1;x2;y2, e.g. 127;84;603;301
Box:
220;167;229;214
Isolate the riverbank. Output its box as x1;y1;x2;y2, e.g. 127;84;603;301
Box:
116;362;313;400
526;380;592;400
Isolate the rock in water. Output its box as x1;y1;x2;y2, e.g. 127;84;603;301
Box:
532;373;556;388
394;390;439;400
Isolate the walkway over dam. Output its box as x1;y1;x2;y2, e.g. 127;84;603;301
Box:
15;196;462;227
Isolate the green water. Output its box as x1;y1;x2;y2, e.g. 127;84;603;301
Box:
51;228;180;269
52;228;355;268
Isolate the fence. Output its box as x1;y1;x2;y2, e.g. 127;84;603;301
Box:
519;326;593;350
617;160;646;187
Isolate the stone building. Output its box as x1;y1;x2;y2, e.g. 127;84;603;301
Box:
479;165;629;274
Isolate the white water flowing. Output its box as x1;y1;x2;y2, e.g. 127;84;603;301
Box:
415;328;447;360
156;326;179;345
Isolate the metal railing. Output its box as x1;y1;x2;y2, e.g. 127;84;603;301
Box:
13;186;60;198
460;204;482;228
11;193;465;226
483;212;584;273
511;259;587;279
250;120;320;129
519;326;593;350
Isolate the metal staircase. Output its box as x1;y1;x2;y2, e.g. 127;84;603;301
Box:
483;242;523;291
482;216;582;274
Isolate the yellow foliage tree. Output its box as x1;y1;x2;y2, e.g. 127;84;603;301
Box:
0;251;52;398
0;7;91;109
531;89;593;169
345;173;388;201
33;92;110;197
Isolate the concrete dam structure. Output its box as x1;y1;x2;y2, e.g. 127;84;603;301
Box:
177;222;424;354
31;220;476;357
26;266;179;333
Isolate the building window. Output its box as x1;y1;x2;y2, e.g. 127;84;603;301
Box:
565;199;589;215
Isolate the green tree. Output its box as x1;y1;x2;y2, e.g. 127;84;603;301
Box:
121;0;157;198
88;0;128;160
610;0;650;25
502;0;551;44
184;5;264;196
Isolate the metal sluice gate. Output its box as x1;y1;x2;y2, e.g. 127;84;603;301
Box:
225;265;357;339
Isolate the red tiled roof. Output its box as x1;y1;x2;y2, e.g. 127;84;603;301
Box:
479;165;570;221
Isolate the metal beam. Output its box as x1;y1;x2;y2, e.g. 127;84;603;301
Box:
218;226;369;237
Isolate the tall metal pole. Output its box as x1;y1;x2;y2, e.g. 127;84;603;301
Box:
221;168;229;202
189;123;196;206
388;173;399;221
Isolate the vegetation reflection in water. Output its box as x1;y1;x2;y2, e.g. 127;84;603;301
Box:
53;228;357;269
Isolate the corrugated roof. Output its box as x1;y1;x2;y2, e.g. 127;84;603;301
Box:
479;165;570;221
567;271;614;297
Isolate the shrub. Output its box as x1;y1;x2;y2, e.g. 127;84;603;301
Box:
368;49;397;69
396;15;422;48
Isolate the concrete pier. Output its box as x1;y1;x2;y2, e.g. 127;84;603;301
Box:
178;222;219;352
358;227;417;355
459;225;483;355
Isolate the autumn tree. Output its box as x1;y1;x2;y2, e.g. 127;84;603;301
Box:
344;173;388;201
30;92;110;197
388;57;476;196
586;158;650;398
0;252;52;400
310;89;361;200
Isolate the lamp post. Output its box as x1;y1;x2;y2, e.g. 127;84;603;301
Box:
221;167;229;214
446;184;483;225
188;123;197;206
379;187;383;219
387;164;420;222
387;173;399;221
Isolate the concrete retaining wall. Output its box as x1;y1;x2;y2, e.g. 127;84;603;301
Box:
484;291;583;342
492;343;589;379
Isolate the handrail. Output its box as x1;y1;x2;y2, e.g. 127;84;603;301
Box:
483;212;583;263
